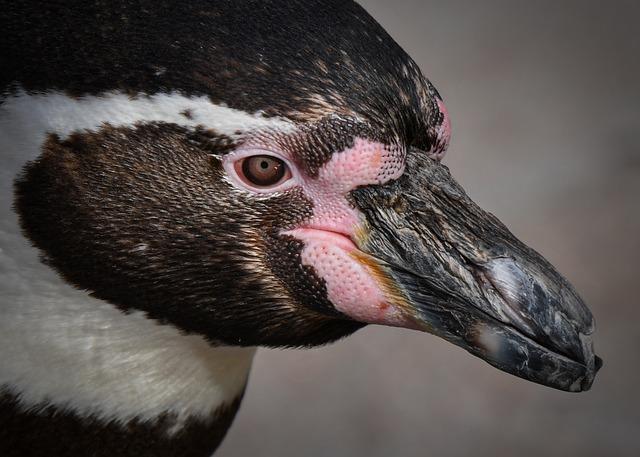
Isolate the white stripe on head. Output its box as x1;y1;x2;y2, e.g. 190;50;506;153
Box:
0;90;265;428
0;89;294;144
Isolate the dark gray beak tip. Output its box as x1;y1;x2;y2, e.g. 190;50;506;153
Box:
581;355;603;392
475;257;603;392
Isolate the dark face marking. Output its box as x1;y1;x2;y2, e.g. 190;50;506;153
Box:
14;124;363;347
0;388;242;457
1;0;447;151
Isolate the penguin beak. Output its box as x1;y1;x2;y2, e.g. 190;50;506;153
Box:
351;153;602;392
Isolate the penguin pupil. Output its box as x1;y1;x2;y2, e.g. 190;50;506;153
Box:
242;155;286;186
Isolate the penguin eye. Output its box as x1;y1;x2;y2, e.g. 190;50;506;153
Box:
235;155;292;188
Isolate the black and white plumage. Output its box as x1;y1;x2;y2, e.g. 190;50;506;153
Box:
0;1;600;456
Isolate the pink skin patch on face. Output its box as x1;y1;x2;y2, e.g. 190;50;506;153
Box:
427;99;451;161
284;138;414;327
287;228;410;327
301;137;405;235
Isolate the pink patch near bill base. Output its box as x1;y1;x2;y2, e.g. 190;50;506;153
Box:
284;137;412;327
287;228;408;326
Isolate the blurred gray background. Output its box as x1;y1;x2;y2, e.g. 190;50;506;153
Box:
220;1;640;456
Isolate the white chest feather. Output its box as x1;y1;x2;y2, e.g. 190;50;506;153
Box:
0;91;284;426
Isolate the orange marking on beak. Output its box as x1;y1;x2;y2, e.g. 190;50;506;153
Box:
349;250;419;322
352;223;370;246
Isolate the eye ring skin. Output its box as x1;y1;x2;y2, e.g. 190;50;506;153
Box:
222;149;300;194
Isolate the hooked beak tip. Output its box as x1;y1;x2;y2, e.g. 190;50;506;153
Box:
582;355;603;391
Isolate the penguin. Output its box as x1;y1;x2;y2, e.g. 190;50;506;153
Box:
0;1;601;456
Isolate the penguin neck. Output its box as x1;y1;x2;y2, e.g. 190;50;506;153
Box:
0;287;257;420
0;286;256;457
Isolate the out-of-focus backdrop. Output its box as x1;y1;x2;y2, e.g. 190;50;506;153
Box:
220;1;640;456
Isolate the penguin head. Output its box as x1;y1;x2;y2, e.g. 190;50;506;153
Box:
13;0;599;390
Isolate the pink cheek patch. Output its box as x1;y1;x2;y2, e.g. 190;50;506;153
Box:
302;138;405;236
288;229;409;326
283;137;411;326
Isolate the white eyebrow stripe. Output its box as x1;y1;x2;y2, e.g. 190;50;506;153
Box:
0;90;295;143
